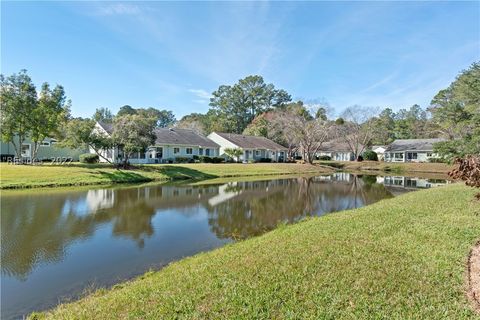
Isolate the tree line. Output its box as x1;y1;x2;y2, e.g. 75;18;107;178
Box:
176;63;479;162
1;62;478;165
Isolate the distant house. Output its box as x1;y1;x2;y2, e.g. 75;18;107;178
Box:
316;141;360;161
371;145;387;161
0;136;86;162
94;121;220;164
384;138;445;162
207;132;288;162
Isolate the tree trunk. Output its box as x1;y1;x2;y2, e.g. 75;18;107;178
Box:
89;145;113;164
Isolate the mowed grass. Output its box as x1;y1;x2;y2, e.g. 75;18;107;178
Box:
33;184;480;319
0;163;333;189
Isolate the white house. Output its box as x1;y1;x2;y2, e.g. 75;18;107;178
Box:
207;132;288;162
316;141;359;161
93;122;220;164
384;139;445;163
371;145;387;161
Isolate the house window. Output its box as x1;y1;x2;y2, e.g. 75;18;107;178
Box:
130;152;138;159
139;152;146;159
205;148;210;156
255;150;260;156
40;140;50;147
21;144;31;157
407;152;417;160
427;152;433;157
173;147;180;154
199;148;203;155
156;147;163;159
186;148;193;155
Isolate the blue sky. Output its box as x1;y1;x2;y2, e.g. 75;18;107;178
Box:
2;1;479;119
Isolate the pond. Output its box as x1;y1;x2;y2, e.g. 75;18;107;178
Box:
0;173;449;319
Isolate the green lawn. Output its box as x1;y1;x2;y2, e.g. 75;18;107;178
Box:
32;184;480;319
0;163;334;189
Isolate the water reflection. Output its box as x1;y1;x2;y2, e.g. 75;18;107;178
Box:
0;173;448;319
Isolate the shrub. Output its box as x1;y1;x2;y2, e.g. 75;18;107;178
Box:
192;155;199;161
175;157;190;163
362;150;378;161
199;156;213;163
318;155;331;161
256;158;272;163
79;153;99;163
295;155;303;160
211;157;224;163
356;155;364;162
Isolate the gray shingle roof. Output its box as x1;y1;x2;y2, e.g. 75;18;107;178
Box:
155;128;220;148
319;140;357;153
214;132;287;150
97;121;113;135
386;139;446;152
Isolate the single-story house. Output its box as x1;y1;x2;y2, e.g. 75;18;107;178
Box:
0;136;86;162
94;122;220;164
384;138;445;162
371;145;387;161
315;141;360;161
207;132;288;162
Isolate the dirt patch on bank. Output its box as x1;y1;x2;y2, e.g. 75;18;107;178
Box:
467;240;480;313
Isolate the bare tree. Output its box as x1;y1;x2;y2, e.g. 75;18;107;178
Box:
273;109;330;164
335;105;378;160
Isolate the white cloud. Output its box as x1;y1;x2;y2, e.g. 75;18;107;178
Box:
188;89;211;100
95;3;141;16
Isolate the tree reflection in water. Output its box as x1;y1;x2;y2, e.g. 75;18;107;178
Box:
207;174;393;240
1;174;393;280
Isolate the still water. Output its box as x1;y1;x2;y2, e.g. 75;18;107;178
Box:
1;173;448;319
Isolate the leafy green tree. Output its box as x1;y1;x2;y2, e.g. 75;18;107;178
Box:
93;107;114;123
371;108;395;145
176;113;209;135
243;113;269;137
430;62;479;158
58;118;114;163
209;75;291;133
0;70;37;158
137;108;176;128
30;83;71;160
112;114;156;167
315;107;328;120
224;148;243;162
117;105;137;117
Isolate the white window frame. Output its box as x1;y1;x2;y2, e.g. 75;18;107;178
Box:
186;148;193;155
173;147;180;154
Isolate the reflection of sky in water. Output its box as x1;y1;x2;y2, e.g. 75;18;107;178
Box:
0;174;448;320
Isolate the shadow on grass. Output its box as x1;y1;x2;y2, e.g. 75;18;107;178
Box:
317;161;345;169
96;171;152;183
95;165;218;183
153;166;217;180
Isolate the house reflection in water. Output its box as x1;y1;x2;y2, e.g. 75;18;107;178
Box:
379;176;449;196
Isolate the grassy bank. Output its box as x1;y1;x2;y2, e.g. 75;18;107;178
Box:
0;163;334;189
33;184;480;319
318;160;453;175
